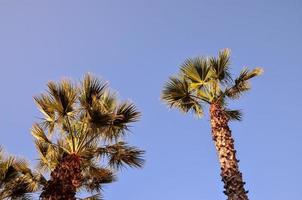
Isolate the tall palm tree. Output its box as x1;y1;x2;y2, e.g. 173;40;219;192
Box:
32;74;144;200
161;49;262;200
0;147;44;199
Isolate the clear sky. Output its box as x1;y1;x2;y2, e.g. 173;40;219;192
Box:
0;0;301;199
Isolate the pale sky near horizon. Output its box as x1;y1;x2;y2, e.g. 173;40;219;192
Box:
0;0;301;199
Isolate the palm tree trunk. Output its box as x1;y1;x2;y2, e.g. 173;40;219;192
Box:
210;103;249;200
40;154;82;200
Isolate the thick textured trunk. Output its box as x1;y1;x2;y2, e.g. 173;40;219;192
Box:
210;103;249;200
40;154;82;200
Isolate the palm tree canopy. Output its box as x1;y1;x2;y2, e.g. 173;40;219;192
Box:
32;74;144;198
161;49;263;119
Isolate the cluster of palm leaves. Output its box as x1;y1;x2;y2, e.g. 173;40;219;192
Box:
0;147;45;200
162;48;263;118
1;74;145;199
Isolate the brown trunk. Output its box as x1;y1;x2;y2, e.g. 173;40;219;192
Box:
210;103;249;200
40;154;82;200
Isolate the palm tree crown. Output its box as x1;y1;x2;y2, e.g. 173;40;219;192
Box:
162;48;263;119
32;74;144;199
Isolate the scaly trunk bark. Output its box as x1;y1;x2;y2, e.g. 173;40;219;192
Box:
210;103;249;200
40;154;82;200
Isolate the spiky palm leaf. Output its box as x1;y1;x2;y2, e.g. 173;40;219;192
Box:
224;67;263;99
97;142;145;169
161;76;204;117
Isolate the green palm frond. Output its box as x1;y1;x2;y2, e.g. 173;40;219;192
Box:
46;80;77;119
104;102;141;140
180;57;212;87
115;102;140;124
161;76;203;117
97;142;145;169
225;67;263;99
80;74;108;109
31;123;51;144
99;91;117;113
82;165;116;193
223;109;243;121
209;48;232;83
34;140;53;172
34;94;56;133
86;104;115;133
34;139;65;172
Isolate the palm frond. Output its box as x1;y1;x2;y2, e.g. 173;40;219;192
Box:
180;57;212;86
225;67;263;99
82;165;116;193
223;109;243;121
161;76;203;117
31;124;51;144
86;103;115;132
209;48;232;83
47;80;77;119
104;102;141;140
115;102;141;124
34;94;56;133
98;142;145;169
99;91;118;113
79;74;108;109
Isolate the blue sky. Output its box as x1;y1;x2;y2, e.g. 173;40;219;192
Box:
0;0;301;199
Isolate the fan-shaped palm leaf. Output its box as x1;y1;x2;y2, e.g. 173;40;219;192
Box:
180;57;212;87
161;76;203;117
209;48;232;83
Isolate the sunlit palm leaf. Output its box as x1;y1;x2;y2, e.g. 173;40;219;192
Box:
161;76;203;117
223;109;243;121
104;102;141;140
34;94;56;133
97;142;145;169
82;165;115;193
47;80;77;119
80;74;108;110
225;67;263;99
209;48;232;83
99;91;117;113
180;57;212;86
31;123;51;144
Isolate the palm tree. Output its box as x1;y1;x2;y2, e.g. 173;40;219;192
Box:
0;147;44;199
32;74;144;200
161;49;262;200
